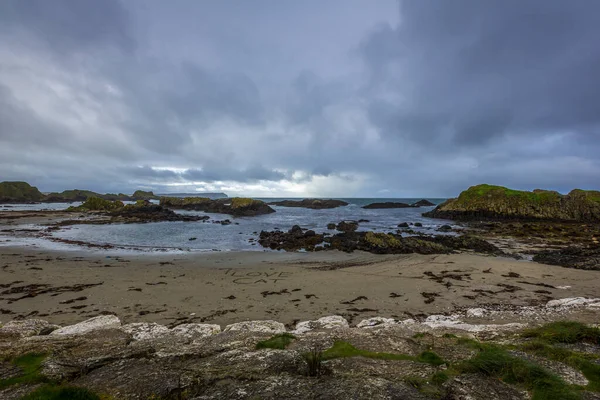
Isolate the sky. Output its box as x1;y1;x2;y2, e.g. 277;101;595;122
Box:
1;0;599;197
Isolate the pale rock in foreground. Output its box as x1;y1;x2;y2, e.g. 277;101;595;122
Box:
171;323;221;338
357;317;397;328
121;322;170;341
51;315;121;335
294;315;349;334
0;319;59;337
224;320;285;333
546;297;600;308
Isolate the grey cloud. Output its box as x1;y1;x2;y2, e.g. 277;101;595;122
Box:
362;0;600;146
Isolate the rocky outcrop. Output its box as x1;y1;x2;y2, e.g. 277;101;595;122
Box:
362;202;412;209
131;190;159;200
423;184;600;222
294;315;350;334
258;229;503;256
0;319;59;338
0;181;44;203
62;198;209;224
160;197;275;216
258;226;325;251
269;199;349;209
533;245;600;270
413;199;436;207
223;320;286;333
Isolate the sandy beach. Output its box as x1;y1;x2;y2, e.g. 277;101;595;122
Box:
2;245;600;328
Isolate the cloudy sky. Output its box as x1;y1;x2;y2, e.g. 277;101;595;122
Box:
1;1;599;197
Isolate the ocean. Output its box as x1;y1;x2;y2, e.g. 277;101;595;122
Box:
0;198;452;252
1;198;455;252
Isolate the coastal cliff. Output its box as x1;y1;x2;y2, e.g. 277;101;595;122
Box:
423;184;600;221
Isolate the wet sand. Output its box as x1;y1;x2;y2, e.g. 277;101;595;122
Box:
2;245;600;328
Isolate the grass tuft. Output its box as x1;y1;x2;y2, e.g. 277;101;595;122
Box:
0;352;48;390
522;321;600;345
255;333;296;350
321;341;446;366
459;345;580;400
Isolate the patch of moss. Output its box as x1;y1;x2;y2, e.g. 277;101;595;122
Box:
68;197;124;212
458;345;580;400
256;333;296;350
0;352;48;390
364;232;403;249
20;385;101;400
231;198;262;209
522;321;600;345
321;341;446;366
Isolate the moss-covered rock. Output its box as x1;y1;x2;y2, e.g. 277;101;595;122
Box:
424;184;600;221
68;197;124;212
131;190;159;200
0;181;44;203
161;197;275;217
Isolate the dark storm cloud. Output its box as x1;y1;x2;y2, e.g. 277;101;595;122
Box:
1;0;599;196
361;0;600;147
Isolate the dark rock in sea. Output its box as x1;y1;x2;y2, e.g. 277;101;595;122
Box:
336;221;359;233
327;223;336;230
398;222;409;228
437;225;453;232
362;202;413;209
220;220;232;225
358;219;370;223
533;245;600;270
289;225;304;235
412;199;436;207
189;237;197;241
60;199;210;224
423;184;600;222
414;222;423;227
268;199;349;209
160;197;275;217
258;229;325;251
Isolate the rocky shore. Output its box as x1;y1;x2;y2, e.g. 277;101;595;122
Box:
363;199;435;209
2;298;600;399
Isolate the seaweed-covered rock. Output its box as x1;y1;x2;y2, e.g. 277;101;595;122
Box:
132;190;159;200
362;202;413;209
0;181;44;203
424;184;600;221
258;227;325;251
533;245;600;270
336;220;359;232
160;197;275;216
269;199;349;209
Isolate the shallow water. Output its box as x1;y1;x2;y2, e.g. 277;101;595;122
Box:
42;198;455;252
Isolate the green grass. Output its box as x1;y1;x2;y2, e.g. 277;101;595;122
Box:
20;385;101;400
522;321;600;345
0;353;48;390
522;341;600;392
256;333;296;350
458;345;580;400
321;341;446;366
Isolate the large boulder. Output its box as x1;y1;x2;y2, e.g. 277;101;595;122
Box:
412;199;436;207
170;323;221;338
424;184;600;222
223;320;286;334
51;315;121;335
269;199;349;209
336;220;359;232
0;319;59;338
294;315;349;333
